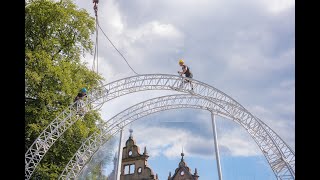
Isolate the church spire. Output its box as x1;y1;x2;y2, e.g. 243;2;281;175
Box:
129;128;133;139
170;152;199;179
179;148;186;167
181;147;184;161
143;146;148;155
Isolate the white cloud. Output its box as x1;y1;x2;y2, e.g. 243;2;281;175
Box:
122;21;184;66
260;0;295;14
224;40;294;79
129;21;183;40
269;78;295;102
249;104;295;150
73;0;295;160
280;79;295;88
99;90;178;122
98;0;124;35
218;128;261;156
122;118;263;159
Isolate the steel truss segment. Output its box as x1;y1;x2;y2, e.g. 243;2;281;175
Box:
25;101;89;180
256;117;295;177
26;74;294;180
60;94;294;180
59;96;230;179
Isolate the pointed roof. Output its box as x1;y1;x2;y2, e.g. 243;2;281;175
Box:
169;152;199;180
125;129;136;147
121;129;158;179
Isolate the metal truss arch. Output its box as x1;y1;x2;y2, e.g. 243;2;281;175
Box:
25;74;294;180
60;94;295;180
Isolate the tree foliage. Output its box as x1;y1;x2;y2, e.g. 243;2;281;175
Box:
25;0;104;179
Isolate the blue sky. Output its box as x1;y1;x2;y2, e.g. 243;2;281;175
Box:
73;0;295;179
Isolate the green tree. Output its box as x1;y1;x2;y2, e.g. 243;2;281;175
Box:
25;0;104;179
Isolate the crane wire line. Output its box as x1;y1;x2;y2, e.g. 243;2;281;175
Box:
97;18;139;75
96;17;99;74
92;20;98;72
92;2;99;74
92;39;96;71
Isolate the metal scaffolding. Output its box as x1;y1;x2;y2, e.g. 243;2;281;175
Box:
25;74;295;180
59;94;294;180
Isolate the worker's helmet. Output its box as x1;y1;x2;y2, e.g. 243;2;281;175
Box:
179;59;184;65
81;88;87;93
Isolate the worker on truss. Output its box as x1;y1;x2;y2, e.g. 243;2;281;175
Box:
178;59;194;90
74;88;88;116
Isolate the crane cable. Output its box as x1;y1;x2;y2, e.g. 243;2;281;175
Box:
92;0;99;74
92;0;139;76
97;21;139;75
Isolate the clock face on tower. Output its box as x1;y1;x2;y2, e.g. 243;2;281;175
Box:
180;170;185;176
128;150;132;156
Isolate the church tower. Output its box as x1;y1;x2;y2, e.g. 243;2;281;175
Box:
167;151;199;180
120;129;159;180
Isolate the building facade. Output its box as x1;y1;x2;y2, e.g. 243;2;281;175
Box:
114;130;199;180
167;152;199;180
120;131;158;180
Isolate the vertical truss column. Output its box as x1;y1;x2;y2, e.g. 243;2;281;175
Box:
115;127;124;180
211;112;223;180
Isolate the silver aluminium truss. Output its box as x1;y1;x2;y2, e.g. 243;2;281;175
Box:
60;94;294;179
25;74;295;180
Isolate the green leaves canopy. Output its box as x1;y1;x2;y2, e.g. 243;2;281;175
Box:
25;0;105;179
